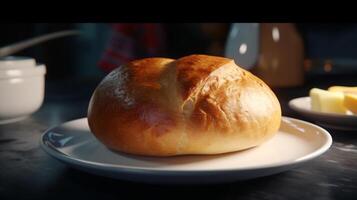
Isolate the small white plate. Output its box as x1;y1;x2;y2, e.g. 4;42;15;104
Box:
40;117;332;184
289;97;357;130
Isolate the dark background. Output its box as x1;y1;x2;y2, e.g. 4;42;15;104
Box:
2;23;357;80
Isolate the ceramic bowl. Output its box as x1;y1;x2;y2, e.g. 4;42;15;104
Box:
0;56;46;124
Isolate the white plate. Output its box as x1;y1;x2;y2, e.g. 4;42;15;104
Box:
289;97;357;130
40;117;332;184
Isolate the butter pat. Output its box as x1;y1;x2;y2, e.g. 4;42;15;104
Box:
309;88;347;114
344;94;357;114
328;86;357;94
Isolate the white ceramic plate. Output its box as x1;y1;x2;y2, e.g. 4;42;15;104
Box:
289;97;357;130
40;117;332;184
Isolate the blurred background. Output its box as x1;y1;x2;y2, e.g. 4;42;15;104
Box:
1;23;357;86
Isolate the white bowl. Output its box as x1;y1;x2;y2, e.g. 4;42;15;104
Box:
0;56;46;124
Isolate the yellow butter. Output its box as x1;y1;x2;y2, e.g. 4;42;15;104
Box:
344;94;357;114
309;88;347;114
328;86;357;94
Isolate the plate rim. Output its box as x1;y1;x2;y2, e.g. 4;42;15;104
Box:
289;96;357;119
40;116;332;175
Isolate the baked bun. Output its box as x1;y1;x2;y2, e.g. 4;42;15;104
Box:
88;55;281;156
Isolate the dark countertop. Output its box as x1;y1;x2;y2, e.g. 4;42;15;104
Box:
1;76;357;200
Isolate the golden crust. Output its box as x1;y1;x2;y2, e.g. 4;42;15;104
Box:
87;55;281;156
174;54;231;100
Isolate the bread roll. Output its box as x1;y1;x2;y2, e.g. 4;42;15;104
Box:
87;55;281;156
